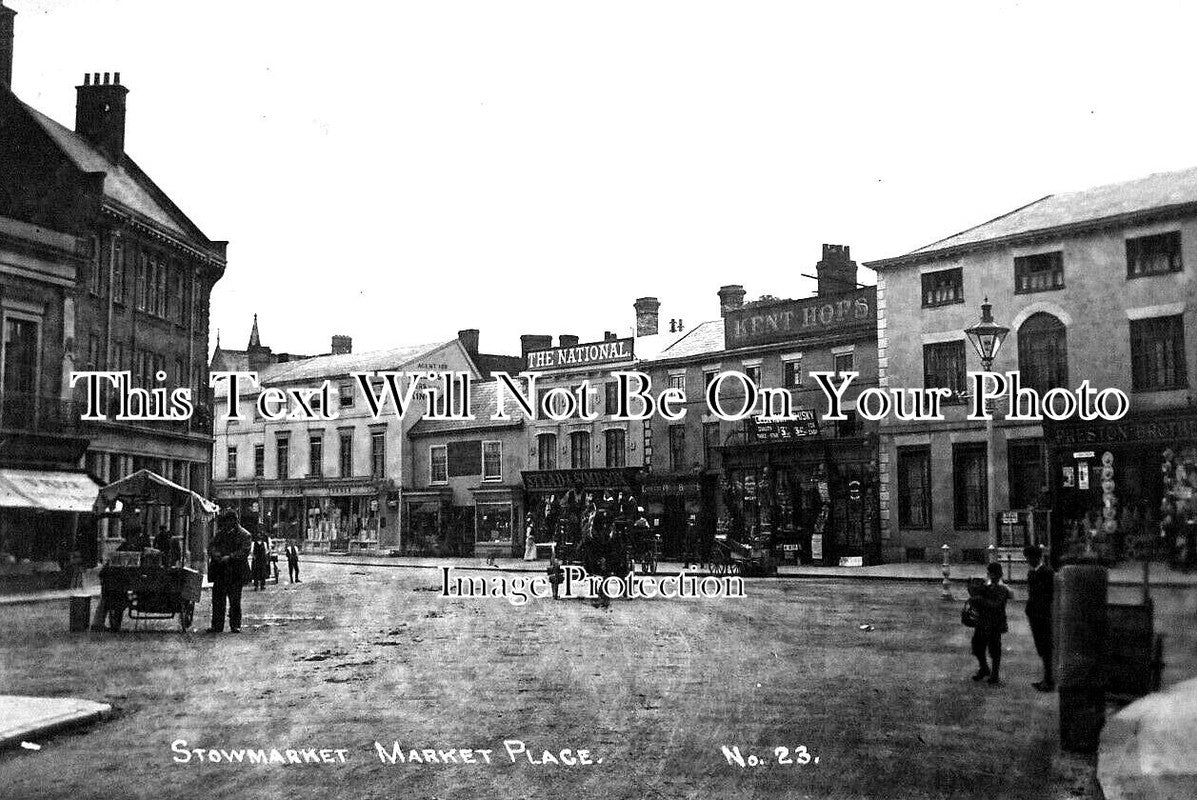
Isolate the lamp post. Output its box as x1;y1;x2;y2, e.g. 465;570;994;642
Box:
965;298;1010;564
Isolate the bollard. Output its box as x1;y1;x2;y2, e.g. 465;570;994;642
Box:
940;544;953;600
987;543;997;564
69;594;91;632
1058;563;1108;753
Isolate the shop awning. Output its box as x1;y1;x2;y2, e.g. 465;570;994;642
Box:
97;469;219;518
0;468;103;513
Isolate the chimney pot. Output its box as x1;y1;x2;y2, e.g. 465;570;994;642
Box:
330;335;353;355
816;242;858;297
83;73;90;85
519;334;553;359
76;70;129;162
456;328;480;356
717;284;746;317
0;3;15;90
633;297;660;337
114;71;120;84
558;334;580;348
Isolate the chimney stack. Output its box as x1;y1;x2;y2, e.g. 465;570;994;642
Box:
718;285;746;317
558;334;579;348
816;243;858;297
331;335;353;355
520;334;553;359
75;70;129;163
456;329;480;356
633;297;660;337
604;331;618;342
0;2;15;90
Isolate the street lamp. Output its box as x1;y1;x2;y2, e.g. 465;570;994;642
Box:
965;298;1010;562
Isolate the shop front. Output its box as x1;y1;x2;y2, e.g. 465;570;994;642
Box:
719;428;879;566
521;467;644;556
1044;409;1197;563
214;478;387;553
640;472;716;562
473;487;521;560
403;489;454;556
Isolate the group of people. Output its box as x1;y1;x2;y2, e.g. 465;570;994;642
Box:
965;545;1054;691
207;510;302;633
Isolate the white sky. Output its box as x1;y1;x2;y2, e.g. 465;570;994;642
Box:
10;0;1197;358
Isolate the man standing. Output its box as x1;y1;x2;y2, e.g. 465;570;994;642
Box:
208;511;250;633
1024;545;1055;691
285;540;301;583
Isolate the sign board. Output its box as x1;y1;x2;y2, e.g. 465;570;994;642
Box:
782;543;799;551
848;480;862;502
1001;511;1020;525
747;411;820;443
723;286;876;349
838;556;864;567
1078;465;1090;490
743;474;757;501
526;337;634;371
811;534;823;561
1072;451;1096;460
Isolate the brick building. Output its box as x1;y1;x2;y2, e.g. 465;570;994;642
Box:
0;2;225;574
641;245;882;565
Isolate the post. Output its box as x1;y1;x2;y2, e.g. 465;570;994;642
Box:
987;543;996;566
940;543;952;600
986;410;998;562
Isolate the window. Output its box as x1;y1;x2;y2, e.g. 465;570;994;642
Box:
835;410;858;438
448;440;482;477
538;433;557;470
1007;439;1045;510
834;352;855;377
897;447;931;529
339;384;354;409
953;443;988;529
430;445;448;484
704;370;720;392
1013;251;1064;293
112;243;125;304
1127;231;1182;278
87;333;100;369
174;272;186;324
371;431;386;477
308;434;323;477
88;235;101;295
921;267;963;307
743;364;762;386
339;432;352;477
570;431;591;469
604;381;619;413
703;421;720;467
253;444;265;478
483;441;502;482
605;428;626;468
1017;313;1068;393
275;437;289;479
668;373;686;395
1131;315;1188;391
668;425;686;472
226;446;237;479
923;340;967;398
783;360;802;387
135;253;147;311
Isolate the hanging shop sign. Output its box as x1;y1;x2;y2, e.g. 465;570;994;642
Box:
747;411;820;443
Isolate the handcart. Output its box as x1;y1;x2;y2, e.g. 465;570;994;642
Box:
94;469;218;632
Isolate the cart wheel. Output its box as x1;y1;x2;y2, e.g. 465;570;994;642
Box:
179;602;194;631
107;605;124;632
730;561;743;576
1150;634;1165;693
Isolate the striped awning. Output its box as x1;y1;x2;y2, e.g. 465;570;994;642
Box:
0;468;102;513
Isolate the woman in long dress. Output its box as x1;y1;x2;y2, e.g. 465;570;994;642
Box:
523;515;537;561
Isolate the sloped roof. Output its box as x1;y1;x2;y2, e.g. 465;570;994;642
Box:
258;341;453;385
210;348;250;373
654;319;724;362
22;102;211;248
408;380;527;437
884;165;1197;265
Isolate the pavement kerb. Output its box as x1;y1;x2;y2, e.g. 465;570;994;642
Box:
301;556;1195;588
0;697;113;751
